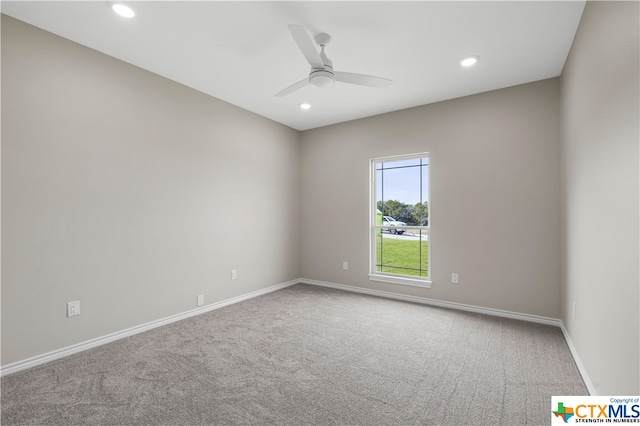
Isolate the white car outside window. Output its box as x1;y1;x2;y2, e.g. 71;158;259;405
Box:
382;216;406;234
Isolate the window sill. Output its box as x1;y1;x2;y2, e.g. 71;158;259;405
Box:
368;273;432;288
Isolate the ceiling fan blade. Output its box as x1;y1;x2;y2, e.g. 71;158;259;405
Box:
275;77;309;97
334;71;392;88
288;24;324;69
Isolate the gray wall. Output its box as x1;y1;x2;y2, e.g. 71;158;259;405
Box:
300;78;562;319
1;15;301;365
560;1;639;394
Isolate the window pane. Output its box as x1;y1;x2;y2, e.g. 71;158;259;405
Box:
380;165;421;205
376;229;429;278
376;159;428;226
378;158;422;169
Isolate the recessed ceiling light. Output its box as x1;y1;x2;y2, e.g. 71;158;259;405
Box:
300;103;311;110
109;2;135;18
460;56;479;67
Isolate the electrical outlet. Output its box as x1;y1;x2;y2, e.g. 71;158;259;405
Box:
67;300;80;317
231;269;237;280
197;294;204;306
451;273;459;284
342;261;349;270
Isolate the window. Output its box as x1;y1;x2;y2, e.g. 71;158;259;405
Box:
370;154;430;287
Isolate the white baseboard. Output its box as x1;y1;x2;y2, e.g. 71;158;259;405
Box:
300;278;562;327
559;322;597;395
0;279;299;377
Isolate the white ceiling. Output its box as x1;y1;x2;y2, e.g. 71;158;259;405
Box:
2;1;585;131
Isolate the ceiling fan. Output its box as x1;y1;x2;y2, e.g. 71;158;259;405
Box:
275;25;393;97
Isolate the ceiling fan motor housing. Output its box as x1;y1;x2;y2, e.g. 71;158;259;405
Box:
309;39;335;88
309;68;335;87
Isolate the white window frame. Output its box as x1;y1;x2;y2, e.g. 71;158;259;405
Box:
369;153;431;288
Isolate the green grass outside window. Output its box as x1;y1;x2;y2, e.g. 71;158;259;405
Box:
376;237;429;278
